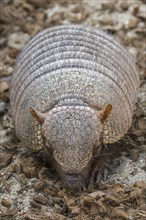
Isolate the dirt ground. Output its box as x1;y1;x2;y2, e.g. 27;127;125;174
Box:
0;0;146;220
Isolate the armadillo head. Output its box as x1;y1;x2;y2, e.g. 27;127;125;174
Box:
30;104;112;190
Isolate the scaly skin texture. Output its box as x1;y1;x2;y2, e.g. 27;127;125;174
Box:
11;25;139;189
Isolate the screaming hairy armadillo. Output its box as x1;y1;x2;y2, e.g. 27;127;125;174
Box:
11;25;139;189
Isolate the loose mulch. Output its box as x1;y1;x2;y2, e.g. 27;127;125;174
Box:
0;0;146;219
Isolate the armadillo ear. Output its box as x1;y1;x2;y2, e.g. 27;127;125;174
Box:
97;104;112;123
30;107;46;125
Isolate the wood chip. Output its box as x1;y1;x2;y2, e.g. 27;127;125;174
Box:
34;180;47;192
30;200;41;209
52;214;67;220
0;152;13;169
22;166;38;178
33;195;48;205
1;198;12;207
111;208;129;219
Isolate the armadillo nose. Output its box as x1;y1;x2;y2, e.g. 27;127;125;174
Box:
63;174;82;191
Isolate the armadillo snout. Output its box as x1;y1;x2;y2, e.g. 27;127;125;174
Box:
63;174;83;191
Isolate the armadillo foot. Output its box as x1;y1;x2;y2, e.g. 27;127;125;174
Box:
88;163;112;191
95;164;112;183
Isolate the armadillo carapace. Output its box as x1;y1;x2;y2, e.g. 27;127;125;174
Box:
11;25;139;189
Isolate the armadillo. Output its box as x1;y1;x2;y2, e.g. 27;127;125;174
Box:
11;25;139;189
